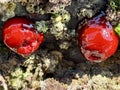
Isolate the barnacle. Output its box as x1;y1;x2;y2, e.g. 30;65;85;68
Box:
17;0;47;14
106;6;120;26
6;50;62;89
50;10;70;39
110;0;120;10
0;1;16;21
40;78;66;90
39;50;62;73
16;0;71;40
67;74;120;90
35;21;49;33
79;8;94;18
7;55;44;89
50;21;67;39
18;0;71;14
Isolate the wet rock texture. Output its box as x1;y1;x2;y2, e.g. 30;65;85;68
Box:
0;0;120;90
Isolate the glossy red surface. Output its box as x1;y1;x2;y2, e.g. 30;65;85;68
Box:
3;17;44;56
78;13;119;62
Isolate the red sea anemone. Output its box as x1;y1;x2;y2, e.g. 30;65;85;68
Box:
3;17;44;56
77;13;119;62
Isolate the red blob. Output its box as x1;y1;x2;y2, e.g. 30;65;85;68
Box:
3;17;44;56
78;13;119;62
